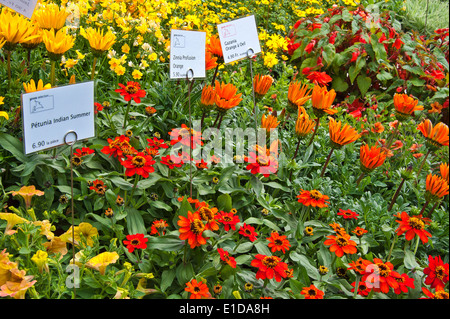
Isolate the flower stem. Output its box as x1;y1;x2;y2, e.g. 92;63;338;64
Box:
356;172;365;186
6;50;11;87
211;64;219;86
388;178;406;212
50;60;56;87
386;234;398;262
415;149;431;185
353;275;360;299
413;234;421;256
420;201;429;216
320;148;334;178
216;113;224;129
123;100;132;128
307;118;320;147
91;57;97;81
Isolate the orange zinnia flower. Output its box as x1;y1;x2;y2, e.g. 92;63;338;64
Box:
297;189;329;208
295;106;316;138
323;232;358;257
267;231;291;254
417;119;449;150
177;211;208;249
197;206;219;231
311;85;337;117
395;211;432;244
393;93;423;120
425;173;449;203
214;81;243;112
206;34;223;62
185;278;210;299
328;117;361;149
287;81;312;113
253;74;273;98
361;258;402;294
359;144;387;173
300;284;324;299
251;254;288;282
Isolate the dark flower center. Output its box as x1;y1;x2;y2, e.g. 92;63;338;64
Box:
190;219;205;235
262;256;279;268
132;156;146;167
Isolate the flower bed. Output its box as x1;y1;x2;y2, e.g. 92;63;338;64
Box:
0;0;448;300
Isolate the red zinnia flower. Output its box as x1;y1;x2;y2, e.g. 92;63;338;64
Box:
300;284;324;299
150;219;168;236
423;255;449;290
267;231;291;254
251;254;288;282
121;152;156;178
147;137;169;150
361;258;402;294
217;248;237;268
421;287;449;299
197;206;219;231
101;135;136;160
90;179;106;195
73;147;95;157
323;232;358;257
123;233;148;253
185;278;210;299
395;211;432;244
177;211;208;249
94;102;103;114
216;211;240;231
160;155;183;169
239;223;258;242
115;81;146;103
337;209;359;220
297;189;330;208
245;151;278;177
351;281;371;296
195;159;209;170
393;273;416;295
168;124;203;150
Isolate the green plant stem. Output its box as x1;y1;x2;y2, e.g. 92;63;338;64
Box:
415;149;431;184
50;60;56;87
386;234;398;262
7;50;12;88
388;178;406;212
356;172;365;186
91;57;97;81
413;235;421;256
353;275;360;299
123;100;132;128
320;148;334;178
307;118;320;147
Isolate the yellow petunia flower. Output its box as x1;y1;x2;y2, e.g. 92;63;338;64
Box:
86;251;119;275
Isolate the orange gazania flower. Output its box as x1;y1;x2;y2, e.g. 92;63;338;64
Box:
297;189;330;208
185;278;210;299
287;81;312;112
11;186;45;209
251;254;288;282
311;85;337;117
371;122;384;133
393;93;423;120
177;211;208;249
199;84;216;112
267;232;291;254
300;284;324;299
205;50;218;71
440;163;449;182
206;34;223;62
395;211;432;244
253;74;274;98
214;81;243;112
328;116;361;149
359;144;387;173
323;232;358;257
295;106;316;138
417;119;449;150
423;255;449;290
425;173;449;202
261;113;279;131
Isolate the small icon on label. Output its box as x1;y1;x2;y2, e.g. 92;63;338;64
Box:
30;95;54;113
221;24;237;38
173;34;185;48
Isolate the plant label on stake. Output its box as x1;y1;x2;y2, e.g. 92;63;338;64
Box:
217;15;261;64
21;81;95;155
170;29;206;80
0;0;39;19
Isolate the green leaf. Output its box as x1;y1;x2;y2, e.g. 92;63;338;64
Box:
0;133;26;162
404;250;420;270
332;76;349;92
290;251;319;280
376;71;393;82
176;262;194;286
160;269;176;293
370;33;387;62
217;193;233;212
357;75;372;96
322;44;336;66
146;233;184;251
126;208;146;235
137;173;162;190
